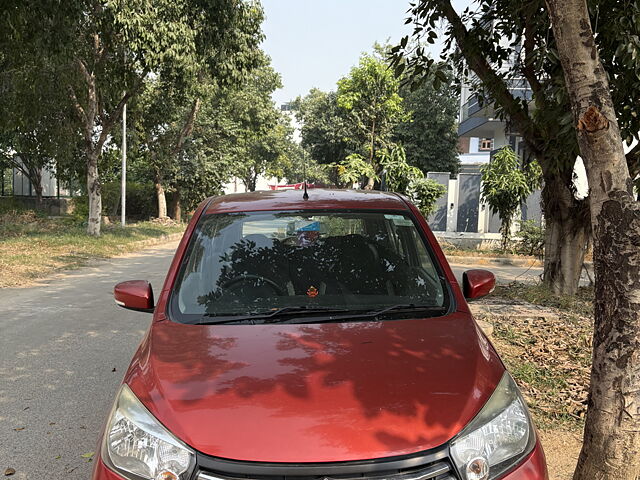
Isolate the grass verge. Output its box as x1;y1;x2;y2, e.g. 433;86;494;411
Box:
0;208;184;288
477;283;594;431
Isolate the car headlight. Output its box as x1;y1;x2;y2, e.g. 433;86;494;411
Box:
102;385;195;480
451;372;535;480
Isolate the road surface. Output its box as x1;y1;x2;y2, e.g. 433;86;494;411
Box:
0;241;549;479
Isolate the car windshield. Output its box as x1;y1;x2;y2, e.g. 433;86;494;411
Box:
170;210;449;323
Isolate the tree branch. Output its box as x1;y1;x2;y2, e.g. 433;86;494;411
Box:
523;13;544;99
173;97;202;155
95;68;149;153
436;1;546;157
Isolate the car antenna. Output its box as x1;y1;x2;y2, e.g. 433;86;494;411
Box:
302;149;309;200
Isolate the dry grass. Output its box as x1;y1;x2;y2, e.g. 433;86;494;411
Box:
476;283;594;431
0;209;184;288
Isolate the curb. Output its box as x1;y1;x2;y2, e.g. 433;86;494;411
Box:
445;255;543;268
124;232;184;251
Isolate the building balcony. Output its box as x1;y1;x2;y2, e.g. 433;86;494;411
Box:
458;80;533;138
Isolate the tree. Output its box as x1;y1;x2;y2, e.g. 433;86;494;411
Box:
0;12;78;205
337;54;408;188
222;64;289;192
544;1;640;478
480;146;542;250
394;71;461;174
293;89;355;167
390;1;591;295
2;0;264;234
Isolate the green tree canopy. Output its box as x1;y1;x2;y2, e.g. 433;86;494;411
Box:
293;89;355;166
393;70;460;174
336;53;409;188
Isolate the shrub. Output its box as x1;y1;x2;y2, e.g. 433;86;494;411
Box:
409;178;447;218
101;181;157;220
516;219;545;257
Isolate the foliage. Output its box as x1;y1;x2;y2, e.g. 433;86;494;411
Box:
516;219;545;257
328;154;379;188
410;178;447;218
0;0;265;234
337;53;409;186
480;147;542;250
217;64;300;192
379;146;423;191
393;70;460;174
378;146;446;217
293;90;355;166
100;182;157;219
277;146;330;185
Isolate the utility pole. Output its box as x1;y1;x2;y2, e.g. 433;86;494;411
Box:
121;99;127;227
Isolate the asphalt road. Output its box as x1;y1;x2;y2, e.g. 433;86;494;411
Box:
0;244;177;480
0;241;549;480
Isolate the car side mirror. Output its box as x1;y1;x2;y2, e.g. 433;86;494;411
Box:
463;269;496;300
114;280;155;313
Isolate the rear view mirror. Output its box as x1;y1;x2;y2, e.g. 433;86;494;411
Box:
463;269;496;300
114;280;155;313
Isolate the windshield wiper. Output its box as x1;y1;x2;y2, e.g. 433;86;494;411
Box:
199;306;351;325
272;304;448;325
368;303;446;317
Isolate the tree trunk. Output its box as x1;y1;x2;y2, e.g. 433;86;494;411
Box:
542;213;588;295
154;170;167;219
500;218;511;252
541;174;590;295
545;1;640;479
86;151;102;236
170;189;182;222
30;167;43;207
365;118;376;190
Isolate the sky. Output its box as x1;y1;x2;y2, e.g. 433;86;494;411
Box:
261;0;470;106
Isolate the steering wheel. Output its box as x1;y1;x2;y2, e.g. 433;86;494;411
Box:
220;274;286;296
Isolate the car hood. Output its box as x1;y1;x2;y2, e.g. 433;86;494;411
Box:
126;313;504;463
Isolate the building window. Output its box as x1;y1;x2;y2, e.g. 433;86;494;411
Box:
479;138;494;151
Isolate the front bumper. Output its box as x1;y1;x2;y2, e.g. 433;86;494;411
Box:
91;439;548;480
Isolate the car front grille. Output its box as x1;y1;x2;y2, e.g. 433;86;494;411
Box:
196;454;458;480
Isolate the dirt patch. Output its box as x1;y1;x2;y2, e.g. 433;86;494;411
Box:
539;430;582;480
471;283;594;479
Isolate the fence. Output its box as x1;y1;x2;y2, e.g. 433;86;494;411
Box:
426;172;542;234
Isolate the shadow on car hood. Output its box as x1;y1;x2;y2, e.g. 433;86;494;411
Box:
125;312;504;463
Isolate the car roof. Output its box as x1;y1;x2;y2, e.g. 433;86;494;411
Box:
204;188;410;214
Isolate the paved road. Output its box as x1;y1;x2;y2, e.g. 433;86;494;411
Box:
0;241;554;480
0;243;178;480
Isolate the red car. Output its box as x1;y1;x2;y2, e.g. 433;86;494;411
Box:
94;189;548;480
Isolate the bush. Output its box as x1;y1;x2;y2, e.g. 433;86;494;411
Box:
101;181;157;219
409;177;447;218
516;219;545;257
70;182;157;224
71;195;90;224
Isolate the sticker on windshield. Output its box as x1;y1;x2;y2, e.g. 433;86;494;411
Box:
384;214;413;226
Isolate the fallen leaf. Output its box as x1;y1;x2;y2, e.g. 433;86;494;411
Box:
13;427;24;431
4;468;15;476
81;452;94;460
